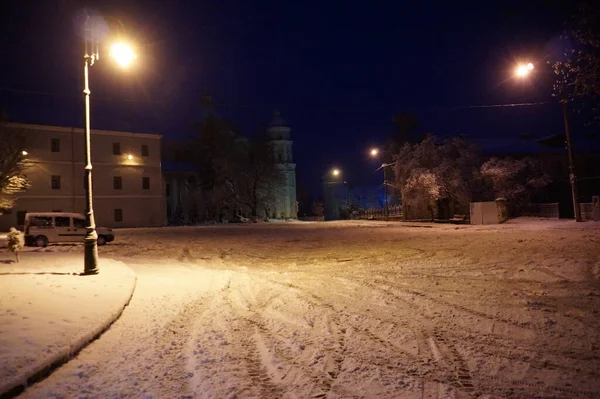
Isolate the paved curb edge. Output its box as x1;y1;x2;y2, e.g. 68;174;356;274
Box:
0;265;137;399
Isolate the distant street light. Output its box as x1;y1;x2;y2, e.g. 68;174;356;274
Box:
332;168;341;177
21;151;28;156
514;62;582;222
82;12;138;275
369;147;394;220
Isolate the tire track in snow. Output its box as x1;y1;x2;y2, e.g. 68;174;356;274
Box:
264;276;480;397
258;278;358;398
268;277;483;398
155;293;215;398
188;276;286;398
233;276;363;399
224;278;286;399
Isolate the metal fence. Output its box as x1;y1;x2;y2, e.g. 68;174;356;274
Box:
357;205;402;219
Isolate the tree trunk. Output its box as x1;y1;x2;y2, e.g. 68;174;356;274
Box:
15;251;19;263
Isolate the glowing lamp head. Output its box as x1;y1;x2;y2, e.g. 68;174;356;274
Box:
110;42;137;67
21;150;28;156
370;148;379;157
515;62;534;78
332;168;340;177
127;154;133;160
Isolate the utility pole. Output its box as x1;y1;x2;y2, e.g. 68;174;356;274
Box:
383;166;388;221
562;101;583;222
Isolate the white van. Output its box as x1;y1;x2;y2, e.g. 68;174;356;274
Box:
24;212;115;247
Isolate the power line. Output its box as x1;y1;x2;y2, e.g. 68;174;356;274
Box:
0;86;552;112
0;87;166;105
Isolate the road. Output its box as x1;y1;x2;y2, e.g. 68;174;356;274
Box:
18;220;600;398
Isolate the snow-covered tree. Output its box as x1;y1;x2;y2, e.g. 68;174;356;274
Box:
480;157;552;214
394;135;480;219
0;118;29;214
7;227;24;263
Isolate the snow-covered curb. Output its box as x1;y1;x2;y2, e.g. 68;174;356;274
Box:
0;255;137;398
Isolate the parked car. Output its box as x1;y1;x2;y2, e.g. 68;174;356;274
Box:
24;212;115;247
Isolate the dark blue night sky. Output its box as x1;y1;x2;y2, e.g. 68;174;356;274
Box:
0;0;590;194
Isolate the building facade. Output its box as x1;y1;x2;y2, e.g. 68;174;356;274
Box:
267;110;297;219
0;123;166;230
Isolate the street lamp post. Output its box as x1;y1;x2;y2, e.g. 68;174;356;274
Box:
83;14;98;275
369;148;393;220
81;13;137;275
323;168;343;221
515;62;582;222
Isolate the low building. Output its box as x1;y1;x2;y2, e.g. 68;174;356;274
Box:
0;123;166;230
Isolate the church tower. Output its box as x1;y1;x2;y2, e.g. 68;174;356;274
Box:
267;110;297;218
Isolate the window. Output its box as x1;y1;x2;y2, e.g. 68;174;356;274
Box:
165;183;171;197
113;142;121;155
114;176;122;190
51;175;61;190
141;144;149;157
55;216;70;227
29;216;52;227
74;218;86;229
114;209;123;222
51;138;60;152
142;177;150;190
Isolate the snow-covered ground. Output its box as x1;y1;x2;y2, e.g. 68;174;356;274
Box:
0;254;136;395
6;218;600;398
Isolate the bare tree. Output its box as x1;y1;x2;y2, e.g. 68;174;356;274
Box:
227;136;285;218
311;200;324;217
552;0;600;125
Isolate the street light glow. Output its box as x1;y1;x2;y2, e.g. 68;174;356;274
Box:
515;62;534;78
127;154;133;160
110;42;137;67
370;148;379;157
332;168;340;176
21;150;28;156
